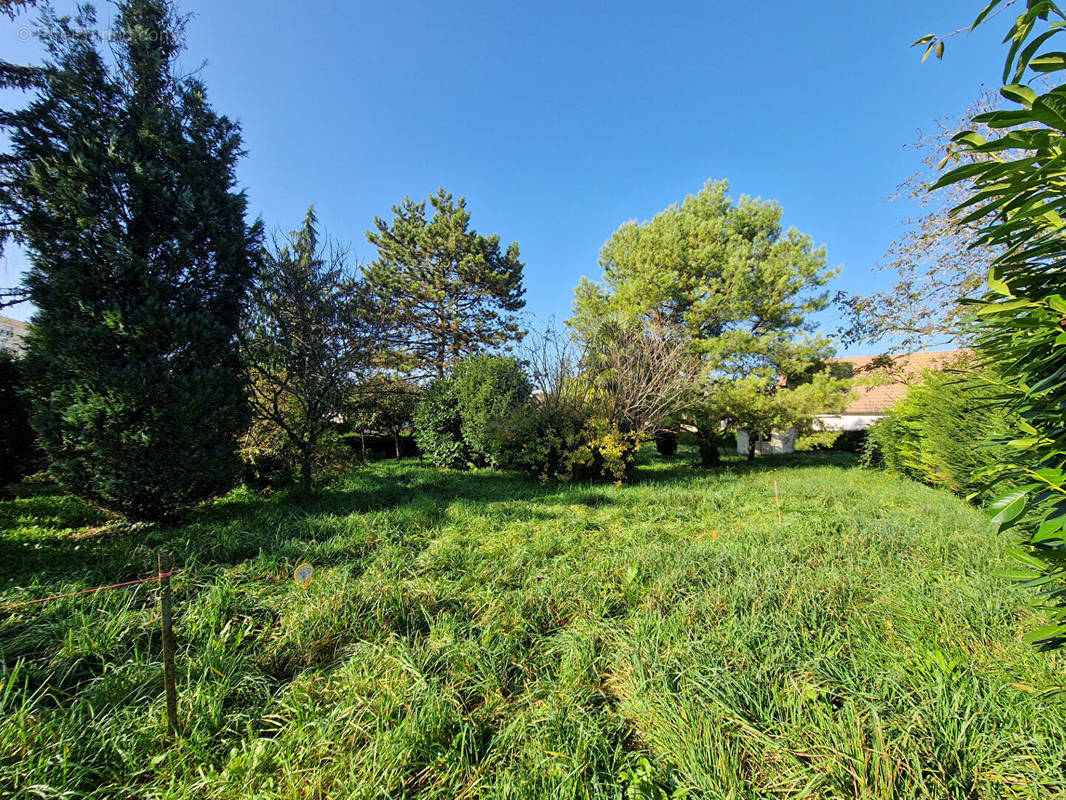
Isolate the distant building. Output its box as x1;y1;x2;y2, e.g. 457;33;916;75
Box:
815;349;970;432
0;315;29;356
737;349;970;456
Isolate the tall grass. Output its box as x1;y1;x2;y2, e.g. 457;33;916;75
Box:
1;451;1062;798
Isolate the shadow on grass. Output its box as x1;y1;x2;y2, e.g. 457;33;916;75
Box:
0;450;862;588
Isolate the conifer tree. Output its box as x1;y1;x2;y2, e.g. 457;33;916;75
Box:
571;180;846;465
365;188;526;379
1;1;260;519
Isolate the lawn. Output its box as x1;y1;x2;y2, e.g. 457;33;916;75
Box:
1;450;1063;799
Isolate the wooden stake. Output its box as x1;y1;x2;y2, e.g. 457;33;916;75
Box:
157;550;179;735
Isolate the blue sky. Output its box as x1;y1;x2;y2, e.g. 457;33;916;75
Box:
1;0;1005;355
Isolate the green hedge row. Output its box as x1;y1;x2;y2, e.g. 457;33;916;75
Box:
863;364;1020;502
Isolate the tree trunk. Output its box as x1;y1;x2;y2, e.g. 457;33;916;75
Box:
360;432;366;462
393;429;401;459
300;453;313;498
747;435;757;461
698;437;720;467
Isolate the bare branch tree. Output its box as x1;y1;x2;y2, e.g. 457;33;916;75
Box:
0;286;29;310
584;319;703;437
838;89;1004;351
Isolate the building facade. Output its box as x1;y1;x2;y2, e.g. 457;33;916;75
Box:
0;315;28;356
737;349;970;455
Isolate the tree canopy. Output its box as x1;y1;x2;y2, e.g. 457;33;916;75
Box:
365;188;526;380
2;0;259;519
571;180;846;463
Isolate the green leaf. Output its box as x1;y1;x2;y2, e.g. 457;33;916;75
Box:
990;489;1030;530
1024;623;1066;645
1002;83;1039;106
1030;52;1066;72
988;267;1013;297
1033;91;1066;129
976;298;1033;314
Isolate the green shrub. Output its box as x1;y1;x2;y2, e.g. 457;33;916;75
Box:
493;397;587;479
496;400;645;482
414;356;532;470
452;355;532;467
239;414;297;489
240;412;351;491
569;418;643;481
863;366;1019;501
413;378;470;469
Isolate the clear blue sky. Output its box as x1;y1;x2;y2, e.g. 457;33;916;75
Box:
0;0;1005;355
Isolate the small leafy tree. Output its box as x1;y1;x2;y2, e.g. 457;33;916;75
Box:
346;375;420;460
923;0;1066;649
365;188;526;379
242;207;375;497
2;1;260;519
452;355;532;468
703;370;851;461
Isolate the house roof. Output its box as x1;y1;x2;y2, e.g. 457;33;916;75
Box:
827;349;971;415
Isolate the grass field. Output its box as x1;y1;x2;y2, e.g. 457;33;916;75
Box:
1;449;1064;799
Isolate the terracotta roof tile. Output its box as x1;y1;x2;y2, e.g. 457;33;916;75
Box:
827;350;971;415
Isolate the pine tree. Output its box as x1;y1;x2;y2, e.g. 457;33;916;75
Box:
365;188;526;379
1;1;260;519
571;180;845;466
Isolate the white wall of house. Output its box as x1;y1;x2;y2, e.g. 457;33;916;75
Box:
736;429;797;456
813;414;884;432
737;414;884;456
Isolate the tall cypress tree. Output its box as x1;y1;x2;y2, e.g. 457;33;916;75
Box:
1;1;260;519
365;188;526;379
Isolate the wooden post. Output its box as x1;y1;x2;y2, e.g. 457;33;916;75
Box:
157;550;179;735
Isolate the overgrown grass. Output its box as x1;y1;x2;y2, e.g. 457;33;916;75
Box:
1;449;1063;799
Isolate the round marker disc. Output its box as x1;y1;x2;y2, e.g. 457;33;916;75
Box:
293;563;313;586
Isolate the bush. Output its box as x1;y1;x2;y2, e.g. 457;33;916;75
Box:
452;355;532;467
414;356;531;470
494;397;588;479
239;416;296;489
413;379;470;469
569;418;643;481
495;401;644;482
240;413;351;491
862;366;1020;500
0;352;43;488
